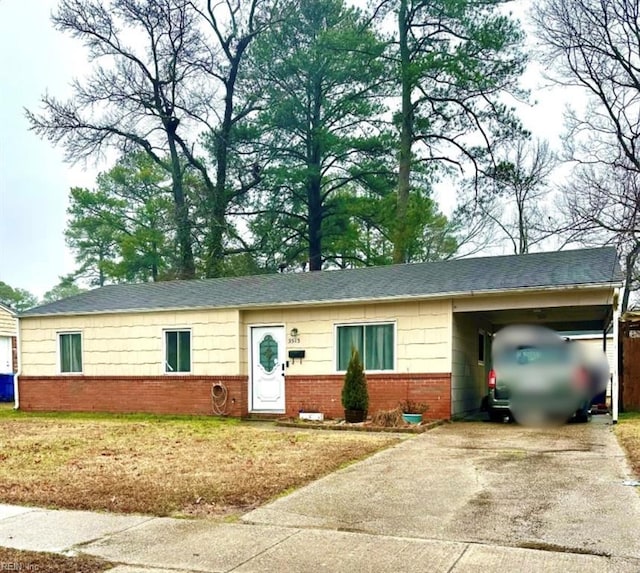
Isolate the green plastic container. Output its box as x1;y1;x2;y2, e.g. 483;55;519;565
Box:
402;413;422;424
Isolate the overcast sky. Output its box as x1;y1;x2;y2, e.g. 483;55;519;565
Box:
0;0;581;297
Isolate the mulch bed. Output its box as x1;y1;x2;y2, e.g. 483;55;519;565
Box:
276;418;446;434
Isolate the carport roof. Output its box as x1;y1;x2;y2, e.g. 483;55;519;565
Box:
21;247;623;317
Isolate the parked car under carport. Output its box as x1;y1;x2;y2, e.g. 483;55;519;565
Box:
486;325;609;425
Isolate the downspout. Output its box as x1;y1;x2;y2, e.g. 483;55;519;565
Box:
13;314;20;410
612;287;622;424
603;322;607;410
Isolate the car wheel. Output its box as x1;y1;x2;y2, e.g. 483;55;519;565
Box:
488;409;507;423
573;408;592;424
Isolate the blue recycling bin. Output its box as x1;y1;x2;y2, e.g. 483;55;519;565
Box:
0;374;14;402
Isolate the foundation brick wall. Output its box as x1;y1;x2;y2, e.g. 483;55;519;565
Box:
285;373;452;420
18;372;452;420
18;376;248;417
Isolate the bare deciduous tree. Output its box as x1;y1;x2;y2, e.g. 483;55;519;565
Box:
475;139;559;254
27;0;206;278
534;0;640;173
534;0;640;306
561;165;640;311
189;0;278;277
27;0;274;279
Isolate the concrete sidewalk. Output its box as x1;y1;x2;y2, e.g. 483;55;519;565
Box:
0;502;634;572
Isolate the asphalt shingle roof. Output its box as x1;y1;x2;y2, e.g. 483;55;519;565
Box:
21;247;623;317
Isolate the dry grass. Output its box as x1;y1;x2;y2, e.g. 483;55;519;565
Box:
0;547;110;573
615;412;640;476
0;411;399;517
371;408;405;427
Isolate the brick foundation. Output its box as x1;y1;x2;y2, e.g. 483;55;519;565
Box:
18;372;452;420
18;376;248;417
285;373;452;420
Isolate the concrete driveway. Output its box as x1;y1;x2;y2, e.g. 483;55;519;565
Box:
243;415;640;570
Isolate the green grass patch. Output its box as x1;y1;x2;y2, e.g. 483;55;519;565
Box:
0;407;240;426
618;411;640;421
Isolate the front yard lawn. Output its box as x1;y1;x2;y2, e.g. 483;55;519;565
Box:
0;411;400;517
615;412;640;476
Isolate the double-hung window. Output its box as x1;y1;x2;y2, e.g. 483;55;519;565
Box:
59;332;83;373
165;330;191;373
337;323;394;371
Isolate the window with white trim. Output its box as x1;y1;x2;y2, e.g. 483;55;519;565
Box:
165;330;191;373
478;330;486;364
336;323;394;371
59;332;82;373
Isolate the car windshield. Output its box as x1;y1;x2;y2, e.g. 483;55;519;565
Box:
494;345;569;366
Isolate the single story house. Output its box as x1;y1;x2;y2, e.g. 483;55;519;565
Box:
16;247;623;420
0;302;17;402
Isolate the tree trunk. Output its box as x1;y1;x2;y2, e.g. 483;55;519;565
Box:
307;76;324;271
206;194;227;278
151;240;158;282
205;44;250;278
394;0;412;265
308;174;323;271
173;181;196;280
204;157;228;278
167;133;196;280
622;242;640;312
205;76;235;278
98;249;106;287
517;195;527;254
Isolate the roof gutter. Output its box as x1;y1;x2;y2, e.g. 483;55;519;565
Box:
19;281;623;319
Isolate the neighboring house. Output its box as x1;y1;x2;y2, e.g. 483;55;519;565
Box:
16;247;623;420
562;331;615;370
561;330;615;398
0;303;17;402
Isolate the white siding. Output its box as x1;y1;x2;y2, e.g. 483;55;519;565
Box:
0;306;16;338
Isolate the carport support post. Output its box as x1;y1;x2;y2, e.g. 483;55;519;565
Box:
612;288;622;424
603;323;609;409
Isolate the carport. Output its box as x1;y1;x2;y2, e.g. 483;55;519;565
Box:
450;265;623;420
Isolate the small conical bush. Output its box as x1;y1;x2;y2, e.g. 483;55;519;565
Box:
341;347;369;411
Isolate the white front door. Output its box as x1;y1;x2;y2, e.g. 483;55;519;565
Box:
250;326;286;412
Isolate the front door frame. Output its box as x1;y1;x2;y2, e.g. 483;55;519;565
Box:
248;323;286;413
